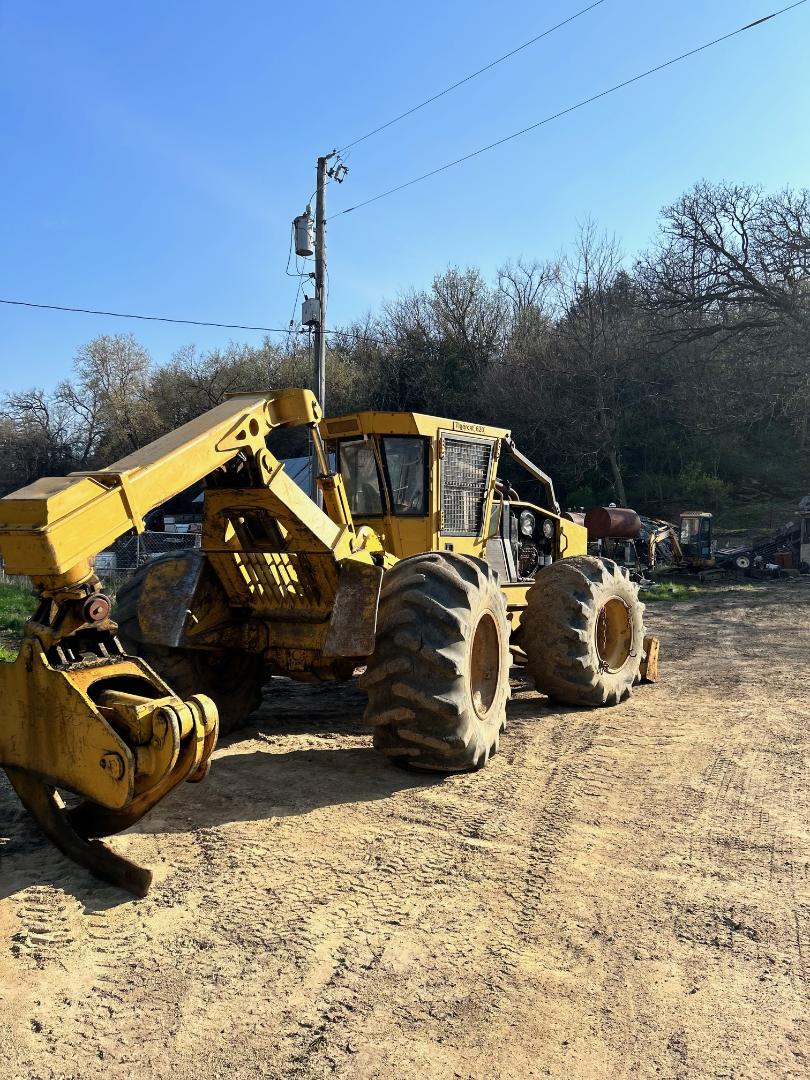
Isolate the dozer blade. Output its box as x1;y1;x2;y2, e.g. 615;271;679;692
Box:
4;766;153;896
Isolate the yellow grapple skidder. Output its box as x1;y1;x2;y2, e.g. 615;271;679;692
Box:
0;390;656;893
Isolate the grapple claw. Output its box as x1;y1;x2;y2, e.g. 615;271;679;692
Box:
68;699;218;840
0;640;219;894
4;766;153;897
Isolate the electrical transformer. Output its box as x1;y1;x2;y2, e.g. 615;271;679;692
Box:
294;209;314;257
302;296;321;326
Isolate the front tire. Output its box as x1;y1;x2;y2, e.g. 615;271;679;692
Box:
360;553;511;772
522;555;644;707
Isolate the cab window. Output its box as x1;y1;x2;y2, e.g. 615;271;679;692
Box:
680;516;700;544
381;437;428;515
338;439;384;516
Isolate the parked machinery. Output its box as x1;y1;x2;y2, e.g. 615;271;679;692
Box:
584;507;732;575
0;391;652;892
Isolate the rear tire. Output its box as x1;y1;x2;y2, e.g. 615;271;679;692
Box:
116;555;266;735
360;552;510;772
126;643;265;736
522;555;644;707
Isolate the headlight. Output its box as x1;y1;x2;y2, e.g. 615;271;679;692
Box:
541;518;554;540
519;510;535;537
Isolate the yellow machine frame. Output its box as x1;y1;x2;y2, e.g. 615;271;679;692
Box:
320;410;588;630
0;389;389;891
0;389;592;892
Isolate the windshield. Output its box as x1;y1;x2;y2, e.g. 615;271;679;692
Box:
680;516;700;543
382;436;427;515
338;439;384;515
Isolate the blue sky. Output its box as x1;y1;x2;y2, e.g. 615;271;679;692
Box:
1;0;808;393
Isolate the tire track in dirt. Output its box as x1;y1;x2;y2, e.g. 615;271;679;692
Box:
1;776;86;974
167;694;603;1077
16;886;194;1075
9;884;78;966
653;589;810;1002
122;794;413;1074
4;583;810;1080
684;740;809;990
179;829;404;1076
510;718;599;943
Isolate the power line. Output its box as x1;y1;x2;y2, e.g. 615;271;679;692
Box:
0;297;301;334
0;295;754;379
338;0;609;153
336;1;808;217
0;295;390;345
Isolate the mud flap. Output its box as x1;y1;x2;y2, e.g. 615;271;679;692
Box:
127;550;206;648
322;561;384;658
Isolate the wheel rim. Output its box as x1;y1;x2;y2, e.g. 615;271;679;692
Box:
595;597;632;672
470;611;501;718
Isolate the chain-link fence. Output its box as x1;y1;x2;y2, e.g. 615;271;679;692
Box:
0;562;27;588
96;531;201;595
1;531;200;597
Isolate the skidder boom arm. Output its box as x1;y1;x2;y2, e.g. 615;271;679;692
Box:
0;388;378;893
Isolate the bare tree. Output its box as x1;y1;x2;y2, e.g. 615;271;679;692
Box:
638;181;810;443
498;259;557;325
545;224;650;504
69;334;157;458
0;387;75;487
640;182;810;334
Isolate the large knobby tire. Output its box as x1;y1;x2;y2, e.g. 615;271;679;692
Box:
522;555;644;707
116;555;266;736
360;552;511;772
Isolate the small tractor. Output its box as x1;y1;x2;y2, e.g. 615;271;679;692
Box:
0;390;652;894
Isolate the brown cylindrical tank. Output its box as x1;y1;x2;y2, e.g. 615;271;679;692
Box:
775;550;793;570
584;506;642;540
561;511;586;527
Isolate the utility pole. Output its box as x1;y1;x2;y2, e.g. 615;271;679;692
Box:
303;149;347;504
312;152;332;416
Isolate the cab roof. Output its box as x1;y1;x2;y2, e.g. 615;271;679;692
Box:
320;411;510;442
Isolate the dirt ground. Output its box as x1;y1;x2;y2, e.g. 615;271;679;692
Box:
1;580;809;1080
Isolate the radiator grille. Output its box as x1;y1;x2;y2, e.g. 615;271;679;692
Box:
441;438;493;536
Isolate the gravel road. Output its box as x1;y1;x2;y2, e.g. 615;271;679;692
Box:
1;580;809;1079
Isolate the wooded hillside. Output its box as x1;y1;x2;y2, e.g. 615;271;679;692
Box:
2;181;808;528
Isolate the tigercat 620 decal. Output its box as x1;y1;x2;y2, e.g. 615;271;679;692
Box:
452;420;487;434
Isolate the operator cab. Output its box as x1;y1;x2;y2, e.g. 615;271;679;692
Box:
679;511;713;563
322;412;587;589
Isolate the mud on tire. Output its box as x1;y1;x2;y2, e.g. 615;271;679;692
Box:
360;552;511;772
522;555;644;707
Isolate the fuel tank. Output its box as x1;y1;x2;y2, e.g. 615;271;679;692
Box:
561;510;586;527
584;506;642;540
